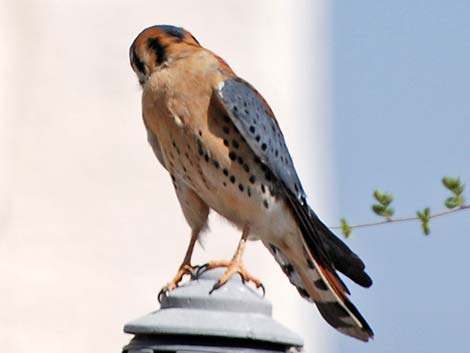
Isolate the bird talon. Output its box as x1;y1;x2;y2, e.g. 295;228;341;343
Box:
158;286;169;303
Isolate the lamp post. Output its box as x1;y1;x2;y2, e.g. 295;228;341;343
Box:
123;268;304;353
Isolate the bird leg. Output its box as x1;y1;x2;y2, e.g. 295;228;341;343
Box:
201;225;264;294
159;229;200;301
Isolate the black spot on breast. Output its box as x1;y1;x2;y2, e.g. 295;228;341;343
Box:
249;126;255;134
229;151;237;161
197;140;204;156
204;153;209;162
223;126;230;134
314;278;328;291
282;263;294;274
238;184;244;192
297;287;310;299
249;175;256;184
232;140;239;149
243;164;250;172
223;139;229;147
263;200;269;209
213;160;219;169
255;135;261;142
247;187;252;197
261;184;265;193
229;175;236;183
237;156;244;165
261;143;267;151
223;168;229;176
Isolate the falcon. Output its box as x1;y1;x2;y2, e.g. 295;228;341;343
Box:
129;24;374;341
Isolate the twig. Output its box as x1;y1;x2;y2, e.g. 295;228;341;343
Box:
332;204;470;231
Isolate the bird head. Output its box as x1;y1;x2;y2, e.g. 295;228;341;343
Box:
129;25;201;87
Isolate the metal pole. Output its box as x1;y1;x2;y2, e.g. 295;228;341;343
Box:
123;268;304;353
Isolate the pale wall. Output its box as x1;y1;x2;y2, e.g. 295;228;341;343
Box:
0;1;333;352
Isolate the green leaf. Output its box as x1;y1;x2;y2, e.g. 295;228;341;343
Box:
417;207;431;236
373;190;394;207
372;204;386;215
340;218;352;238
445;197;460;209
422;221;431;236
382;207;395;218
424;207;430;218
454;184;465;196
442;176;461;192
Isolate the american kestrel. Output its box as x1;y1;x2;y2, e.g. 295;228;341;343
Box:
130;25;373;341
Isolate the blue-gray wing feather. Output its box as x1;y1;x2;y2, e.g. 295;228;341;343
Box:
216;78;306;203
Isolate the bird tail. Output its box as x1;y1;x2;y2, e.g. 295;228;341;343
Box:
266;198;374;341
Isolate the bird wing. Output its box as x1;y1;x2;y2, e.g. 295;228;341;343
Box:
214;77;373;341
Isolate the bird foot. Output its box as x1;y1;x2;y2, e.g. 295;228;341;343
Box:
158;264;199;302
199;260;265;295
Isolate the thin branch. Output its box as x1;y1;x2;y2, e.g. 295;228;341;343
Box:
332;204;470;231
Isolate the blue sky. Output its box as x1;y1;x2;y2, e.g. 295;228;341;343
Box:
331;1;470;352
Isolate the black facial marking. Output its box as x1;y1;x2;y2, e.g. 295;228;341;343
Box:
147;37;167;65
130;45;145;75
